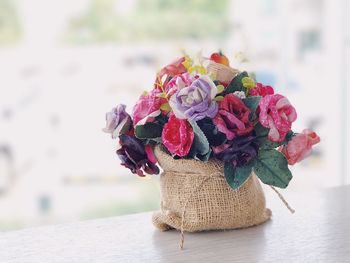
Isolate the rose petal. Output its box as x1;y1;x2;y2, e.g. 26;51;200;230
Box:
259;94;297;142
219;110;245;130
169;75;218;121
145;145;157;164
280;129;320;165
162;115;194;157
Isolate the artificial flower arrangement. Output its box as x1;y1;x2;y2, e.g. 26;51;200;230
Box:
104;52;319;188
104;51;320;245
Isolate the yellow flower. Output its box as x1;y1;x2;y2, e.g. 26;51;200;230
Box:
242;76;255;90
182;56;193;70
192;65;206;75
182;55;207;75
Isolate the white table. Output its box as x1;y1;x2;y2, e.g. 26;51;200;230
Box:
1;186;350;263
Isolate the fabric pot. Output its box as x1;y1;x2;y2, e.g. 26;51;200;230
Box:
152;146;272;232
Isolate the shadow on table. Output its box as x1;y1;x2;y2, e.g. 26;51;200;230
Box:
151;219;271;262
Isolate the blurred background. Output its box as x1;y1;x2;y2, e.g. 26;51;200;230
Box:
0;0;349;231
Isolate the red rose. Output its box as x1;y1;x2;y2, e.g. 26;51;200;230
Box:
249;83;274;97
213;94;253;140
162;115;194;157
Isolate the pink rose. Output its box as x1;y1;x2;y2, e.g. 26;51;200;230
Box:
213;94;253;140
259;94;297;142
132;90;167;126
162;114;194;157
154;57;187;92
279;129;320;165
164;73;192;97
249;83;274;97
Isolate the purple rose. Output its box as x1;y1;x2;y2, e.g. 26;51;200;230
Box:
213;135;258;167
103;104;131;139
117;134;160;176
169;75;218;121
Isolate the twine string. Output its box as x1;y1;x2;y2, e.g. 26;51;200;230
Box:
269;185;295;214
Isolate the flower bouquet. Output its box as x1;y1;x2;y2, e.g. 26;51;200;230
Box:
104;52;320;245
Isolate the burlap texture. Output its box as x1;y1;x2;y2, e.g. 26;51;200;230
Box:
152;146;272;232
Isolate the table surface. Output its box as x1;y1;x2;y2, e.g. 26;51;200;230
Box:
1;186;350;263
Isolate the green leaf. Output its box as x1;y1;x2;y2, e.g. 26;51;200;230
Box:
188;121;211;160
254;122;269;137
135;123;163;139
282;131;296;145
242;96;261;120
254;149;293;188
190;121;210;155
224;71;249;94
224;162;253;190
254;126;296;149
144;137;162;144
255;137;282;149
155;114;169;126
253;122;281;149
195;150;212;162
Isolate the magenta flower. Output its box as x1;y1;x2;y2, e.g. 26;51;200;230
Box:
154;57;187;91
249;83;274;97
164;73;192;97
259;94;297;142
162;114;194;157
103;104;131;139
132;90;167;126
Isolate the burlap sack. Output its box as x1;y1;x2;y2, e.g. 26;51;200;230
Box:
152;146;271;232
